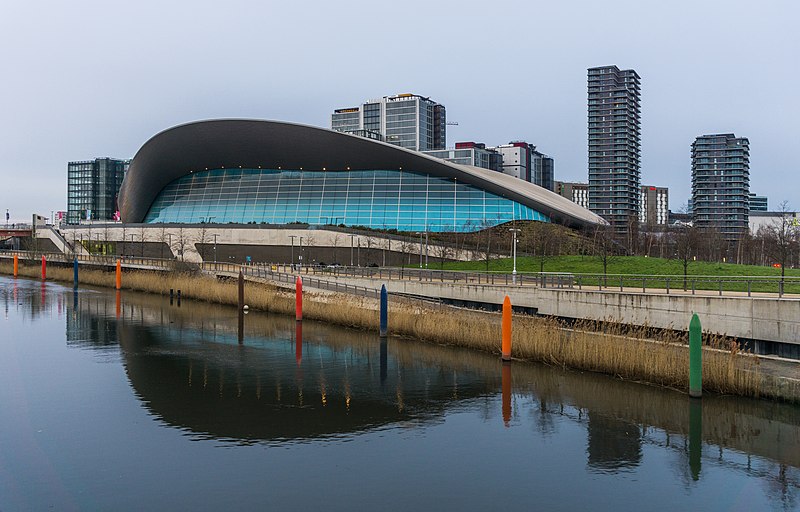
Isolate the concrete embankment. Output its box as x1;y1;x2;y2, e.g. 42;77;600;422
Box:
2;261;799;403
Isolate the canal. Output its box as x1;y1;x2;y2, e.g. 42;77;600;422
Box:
1;276;799;511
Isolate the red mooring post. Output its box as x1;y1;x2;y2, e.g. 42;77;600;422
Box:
41;255;46;280
295;276;303;321
501;295;512;360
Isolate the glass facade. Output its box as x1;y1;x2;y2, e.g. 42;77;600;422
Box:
144;169;548;232
67;158;129;224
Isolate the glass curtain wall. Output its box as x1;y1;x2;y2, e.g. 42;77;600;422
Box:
144;169;548;232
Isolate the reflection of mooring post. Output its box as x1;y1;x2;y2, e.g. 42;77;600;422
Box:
380;338;388;384
115;259;122;290
295;320;303;366
238;271;244;344
169;288;174;305
115;290;121;319
689;399;702;481
176;290;181;307
689;313;702;398
73;289;78;310
502;361;512;427
379;284;388;337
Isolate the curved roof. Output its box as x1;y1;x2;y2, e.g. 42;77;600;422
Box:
119;119;606;228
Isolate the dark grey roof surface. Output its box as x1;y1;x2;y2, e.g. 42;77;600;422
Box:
119;119;606;228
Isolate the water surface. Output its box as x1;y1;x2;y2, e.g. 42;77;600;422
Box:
1;276;798;511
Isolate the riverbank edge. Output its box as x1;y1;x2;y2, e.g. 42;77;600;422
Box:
3;261;798;403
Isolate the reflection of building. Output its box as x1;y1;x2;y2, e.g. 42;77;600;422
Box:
67;157;129;224
691;133;750;240
331;93;446;151
118;120;604;232
586;412;642;471
555;181;589;209
588;65;642;234
640;185;669;225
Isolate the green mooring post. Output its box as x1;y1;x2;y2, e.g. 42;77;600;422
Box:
689;313;702;398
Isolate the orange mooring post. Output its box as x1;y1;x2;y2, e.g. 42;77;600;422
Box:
501;295;512;361
295;276;303;321
41;255;46;280
115;259;122;290
13;254;18;277
502;361;512;427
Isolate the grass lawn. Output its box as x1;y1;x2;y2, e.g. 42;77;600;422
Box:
436;255;800;293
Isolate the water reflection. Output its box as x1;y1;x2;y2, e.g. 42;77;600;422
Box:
5;275;798;508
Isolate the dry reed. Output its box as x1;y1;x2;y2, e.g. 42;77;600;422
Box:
0;261;779;401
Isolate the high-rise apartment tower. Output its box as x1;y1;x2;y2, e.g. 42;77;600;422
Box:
587;65;641;233
691;134;750;240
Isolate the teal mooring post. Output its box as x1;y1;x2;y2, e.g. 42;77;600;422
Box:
73;259;78;289
379;285;388;337
689;313;702;398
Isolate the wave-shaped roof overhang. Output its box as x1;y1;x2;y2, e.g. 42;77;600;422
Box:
119;119;607;229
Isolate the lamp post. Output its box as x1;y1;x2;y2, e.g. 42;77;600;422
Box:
167;233;172;259
289;235;298;268
213;234;218;264
509;228;520;284
416;232;423;268
298;236;304;270
424;231;429;269
348;234;356;266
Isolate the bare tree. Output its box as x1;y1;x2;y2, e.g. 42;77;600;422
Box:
138;225;147;258
196;224;210;261
158;226;168;259
673;224;701;290
760;201;799;289
176;227;188;262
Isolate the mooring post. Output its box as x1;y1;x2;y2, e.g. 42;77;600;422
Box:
13;254;18;277
238;271;244;310
73;258;79;289
379;284;388;337
501;295;512;361
41;255;46;280
689;313;702;398
177;289;181;306
115;259;122;290
295;276;303;321
502;361;512;427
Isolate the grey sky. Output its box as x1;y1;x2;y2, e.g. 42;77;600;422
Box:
1;0;797;222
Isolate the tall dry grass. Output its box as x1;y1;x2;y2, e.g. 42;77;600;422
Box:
0;261;773;400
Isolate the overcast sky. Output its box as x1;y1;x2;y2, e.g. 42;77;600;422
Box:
1;0;797;222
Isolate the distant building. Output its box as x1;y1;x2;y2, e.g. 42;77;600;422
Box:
588;65;642;234
331;93;446;151
492;142;554;189
691;133;750;240
67;157;129;224
749;211;799;234
640;185;669;225
555;181;590;209
422;142;502;172
749;193;768;212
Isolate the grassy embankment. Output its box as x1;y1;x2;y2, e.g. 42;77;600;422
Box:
3;260;790;402
439;255;800;294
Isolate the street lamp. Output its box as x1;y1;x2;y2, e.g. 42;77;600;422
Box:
415;232;423;268
348;234;356;266
289;235;298;268
213;234;218;263
509;228;521;284
298;236;304;270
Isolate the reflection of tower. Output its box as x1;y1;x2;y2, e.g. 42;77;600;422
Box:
587;412;642;471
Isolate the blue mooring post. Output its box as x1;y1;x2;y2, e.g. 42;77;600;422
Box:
73;258;78;289
379;284;388;337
